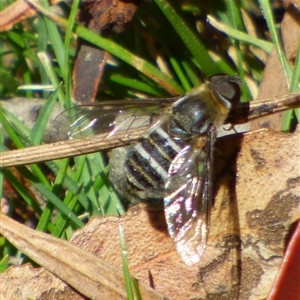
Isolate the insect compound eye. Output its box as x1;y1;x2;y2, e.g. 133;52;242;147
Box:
209;74;241;107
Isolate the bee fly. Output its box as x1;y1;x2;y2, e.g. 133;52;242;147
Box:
54;74;241;266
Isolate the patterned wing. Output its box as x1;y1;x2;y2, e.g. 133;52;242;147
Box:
164;133;214;266
53;99;176;139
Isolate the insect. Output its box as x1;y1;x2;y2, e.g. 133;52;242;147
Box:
54;74;241;266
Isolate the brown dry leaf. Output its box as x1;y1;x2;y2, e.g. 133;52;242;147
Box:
69;128;300;300
252;5;300;131
72;46;108;104
0;264;84;300
72;0;141;104
0;128;299;299
283;0;300;9
0;213;165;300
0;0;38;32
0;0;61;32
232;129;300;299
79;0;141;33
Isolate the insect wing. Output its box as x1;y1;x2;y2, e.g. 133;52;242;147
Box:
164;138;213;266
53;99;176;139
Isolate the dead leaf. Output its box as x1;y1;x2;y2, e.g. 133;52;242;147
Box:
72;46;108;104
70;129;300;299
72;0;142;104
252;6;300;131
0;264;77;300
0;0;62;32
0;0;38;32
283;0;300;9
232;129;300;299
79;0;141;33
0;128;299;299
0;213;165;300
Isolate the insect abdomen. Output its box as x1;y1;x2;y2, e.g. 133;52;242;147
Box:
109;126;183;205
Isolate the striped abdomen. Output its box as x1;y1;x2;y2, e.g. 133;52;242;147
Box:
112;125;184;204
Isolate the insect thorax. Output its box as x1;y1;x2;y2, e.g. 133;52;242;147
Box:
109;75;241;208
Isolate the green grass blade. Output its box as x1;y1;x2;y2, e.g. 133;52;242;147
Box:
1;167;43;215
281;41;300;131
38;52;66;106
119;225;134;300
109;75;167;96
153;0;220;76
0;106;26;149
29;88;60;145
32;180;84;228
224;0;251;101
258;0;292;81
207;16;273;54
75;25;184;94
64;0;80;106
36;157;71;233
38;0;66;78
47;161;94;212
24;0;184;95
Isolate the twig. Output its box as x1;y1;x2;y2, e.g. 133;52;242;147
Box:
1;93;299;168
